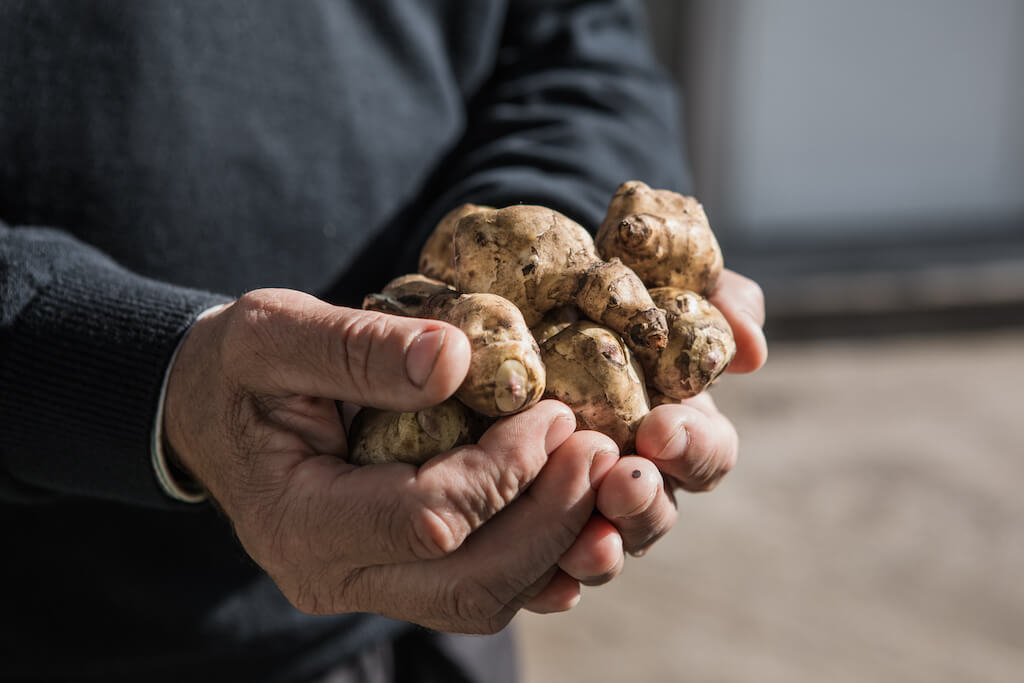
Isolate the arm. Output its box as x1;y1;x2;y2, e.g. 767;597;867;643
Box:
438;0;691;221
0;220;229;506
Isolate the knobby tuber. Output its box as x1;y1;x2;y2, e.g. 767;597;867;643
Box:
634;287;735;400
540;321;649;451
453;205;669;352
363;274;545;417
347;399;482;466
418;203;492;285
596;181;723;295
353;181;734;466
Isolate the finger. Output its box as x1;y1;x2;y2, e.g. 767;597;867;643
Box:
523;569;583;614
635;401;738;492
340;411;600;632
709;269;767;374
596;456;678;554
407;400;578;557
309;401;576;567
222;289;471;410
558;514;624;586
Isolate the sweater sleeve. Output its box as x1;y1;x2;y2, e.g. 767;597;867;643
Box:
419;0;691;238
0;220;231;507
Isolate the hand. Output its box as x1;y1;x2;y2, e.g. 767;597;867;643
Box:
164;289;616;633
550;269;768;589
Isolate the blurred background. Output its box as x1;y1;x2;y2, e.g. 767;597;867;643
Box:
518;1;1024;681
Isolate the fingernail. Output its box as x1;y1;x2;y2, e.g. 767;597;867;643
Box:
544;413;577;452
406;328;446;387
590;449;619;489
653;421;688;462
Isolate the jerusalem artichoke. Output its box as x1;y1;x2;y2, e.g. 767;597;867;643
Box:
347;399;482;466
540;321;649;451
418;203;491;284
634;287;735;400
364;274;545;417
596;181;723;295
453;205;668;351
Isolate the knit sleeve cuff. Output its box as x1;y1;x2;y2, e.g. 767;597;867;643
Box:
0;236;232;507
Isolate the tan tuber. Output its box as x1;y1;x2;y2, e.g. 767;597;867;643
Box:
347;399;483;466
355;182;733;465
418;203;492;284
634;287;735;400
363;274;545;417
596;181;723;295
453;205;669;352
540;321;649;451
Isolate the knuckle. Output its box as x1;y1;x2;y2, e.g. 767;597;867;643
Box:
336;311;398;401
576;428;618;454
232;289;288;335
681;444;734;492
221;290;290;370
467;459;526;523
434;449;531;534
677;413;738;492
488;450;530;507
408;504;466;559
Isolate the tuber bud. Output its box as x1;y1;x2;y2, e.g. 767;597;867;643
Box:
540;321;650;452
596;181;723;295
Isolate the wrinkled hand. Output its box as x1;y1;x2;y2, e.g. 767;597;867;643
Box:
549;270;768;597
164;289;618;633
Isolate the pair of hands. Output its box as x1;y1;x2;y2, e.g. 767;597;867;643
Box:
164;270;766;634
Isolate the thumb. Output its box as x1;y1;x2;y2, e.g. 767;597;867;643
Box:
223;289;470;410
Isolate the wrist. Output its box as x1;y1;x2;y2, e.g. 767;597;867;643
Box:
153;302;230;502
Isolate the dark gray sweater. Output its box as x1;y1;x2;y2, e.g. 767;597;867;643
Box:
0;1;688;680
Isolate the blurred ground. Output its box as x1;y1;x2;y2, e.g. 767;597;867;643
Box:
518;328;1024;683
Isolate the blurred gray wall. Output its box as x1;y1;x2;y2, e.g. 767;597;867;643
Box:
643;0;1024;324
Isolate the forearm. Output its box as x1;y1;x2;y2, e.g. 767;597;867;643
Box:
0;220;229;506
